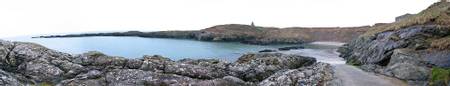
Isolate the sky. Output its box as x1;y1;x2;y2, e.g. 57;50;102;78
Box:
0;0;438;38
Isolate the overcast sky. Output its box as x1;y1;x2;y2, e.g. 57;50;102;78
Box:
0;0;438;38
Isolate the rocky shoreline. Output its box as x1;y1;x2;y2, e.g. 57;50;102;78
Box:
338;2;450;86
0;40;336;86
35;24;369;45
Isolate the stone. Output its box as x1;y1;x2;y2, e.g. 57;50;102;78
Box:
164;62;230;79
20;59;64;83
0;69;24;86
258;49;277;52
229;53;316;82
258;63;335;86
105;69;197;86
125;59;143;69
278;46;305;51
383;49;431;81
0;39;332;86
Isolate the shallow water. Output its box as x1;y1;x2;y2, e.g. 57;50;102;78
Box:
4;36;297;61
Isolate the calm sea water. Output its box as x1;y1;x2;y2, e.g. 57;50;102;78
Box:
4;36;303;61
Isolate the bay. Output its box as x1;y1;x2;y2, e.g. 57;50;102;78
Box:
4;36;297;61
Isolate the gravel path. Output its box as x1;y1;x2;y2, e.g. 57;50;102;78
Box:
281;48;408;86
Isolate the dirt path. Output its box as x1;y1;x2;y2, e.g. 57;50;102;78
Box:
281;48;408;86
333;64;407;86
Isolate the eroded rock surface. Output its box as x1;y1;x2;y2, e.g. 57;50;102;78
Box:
0;39;334;86
258;62;335;86
338;2;450;86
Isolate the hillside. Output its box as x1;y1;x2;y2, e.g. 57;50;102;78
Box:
338;2;450;86
37;24;370;45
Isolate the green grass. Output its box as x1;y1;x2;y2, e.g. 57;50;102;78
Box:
346;59;361;66
87;51;105;57
430;67;450;86
363;2;450;37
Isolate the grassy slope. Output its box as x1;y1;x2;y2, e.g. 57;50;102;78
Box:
357;2;450;85
363;2;450;37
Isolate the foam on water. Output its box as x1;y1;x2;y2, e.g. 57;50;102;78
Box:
281;41;346;64
310;41;346;46
281;49;346;64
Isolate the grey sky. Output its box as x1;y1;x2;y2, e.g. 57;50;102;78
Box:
0;0;438;38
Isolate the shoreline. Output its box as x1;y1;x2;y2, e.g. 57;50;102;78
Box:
0;39;337;86
34;24;369;45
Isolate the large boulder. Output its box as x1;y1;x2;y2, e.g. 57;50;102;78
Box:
384;49;431;80
229;53;316;82
72;51;127;70
258;62;335;86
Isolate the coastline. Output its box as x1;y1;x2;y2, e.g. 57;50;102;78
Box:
34;24;369;45
0;39;336;86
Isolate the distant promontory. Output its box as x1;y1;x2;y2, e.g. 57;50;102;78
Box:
35;24;370;45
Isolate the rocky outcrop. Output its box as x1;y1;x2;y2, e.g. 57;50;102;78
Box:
0;69;24;86
230;53;316;82
36;24;369;45
338;2;450;86
0;39;335;86
395;13;415;22
258;62;336;86
36;31;200;39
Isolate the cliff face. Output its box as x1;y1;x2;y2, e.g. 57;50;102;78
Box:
338;2;450;86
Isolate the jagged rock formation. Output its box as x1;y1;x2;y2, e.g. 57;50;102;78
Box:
338;2;450;86
36;24;369;45
0;40;336;86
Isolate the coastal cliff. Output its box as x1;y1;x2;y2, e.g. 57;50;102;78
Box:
338;2;450;86
36;24;369;45
0;39;336;86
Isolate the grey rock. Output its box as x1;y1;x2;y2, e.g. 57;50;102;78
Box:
178;58;230;69
72;51;127;70
258;62;335;86
339;25;450;65
57;77;107;86
51;60;85;78
339;24;450;85
0;39;331;86
125;59;143;69
230;53;316;82
258;49;277;53
20;59;64;83
105;69;197;86
192;76;255;86
383;49;430;80
138;55;171;72
74;70;102;79
0;69;24;86
0;40;15;71
164;62;230;79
